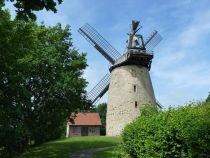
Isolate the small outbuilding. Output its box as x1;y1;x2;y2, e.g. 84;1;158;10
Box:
66;113;101;137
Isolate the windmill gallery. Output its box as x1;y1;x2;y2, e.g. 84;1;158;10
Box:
78;20;162;136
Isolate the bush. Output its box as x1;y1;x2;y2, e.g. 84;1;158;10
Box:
122;102;210;158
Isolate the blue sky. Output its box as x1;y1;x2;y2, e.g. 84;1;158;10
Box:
5;0;210;107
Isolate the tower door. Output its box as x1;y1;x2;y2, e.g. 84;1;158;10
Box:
81;127;88;136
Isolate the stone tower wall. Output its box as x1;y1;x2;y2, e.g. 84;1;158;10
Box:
106;65;156;136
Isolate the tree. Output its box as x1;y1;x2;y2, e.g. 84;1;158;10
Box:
2;0;63;20
92;103;107;135
0;7;89;157
206;93;210;102
0;8;30;157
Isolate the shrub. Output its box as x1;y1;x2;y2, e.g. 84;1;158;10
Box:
122;102;210;158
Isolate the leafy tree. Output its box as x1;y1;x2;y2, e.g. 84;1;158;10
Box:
0;8;29;157
2;0;63;20
97;103;107;135
206;93;210;102
0;7;89;157
91;103;107;135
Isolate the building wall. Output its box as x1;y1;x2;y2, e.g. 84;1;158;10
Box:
66;124;100;137
69;126;81;137
87;126;99;136
106;65;156;136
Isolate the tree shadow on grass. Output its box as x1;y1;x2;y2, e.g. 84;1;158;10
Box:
93;148;116;158
19;136;121;158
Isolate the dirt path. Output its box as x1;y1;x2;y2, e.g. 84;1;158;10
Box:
69;146;114;158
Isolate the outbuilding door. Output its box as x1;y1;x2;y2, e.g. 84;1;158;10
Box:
81;127;88;136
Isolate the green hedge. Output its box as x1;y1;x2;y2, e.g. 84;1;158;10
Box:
122;102;210;158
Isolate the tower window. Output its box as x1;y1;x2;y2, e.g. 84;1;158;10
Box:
133;85;136;92
135;101;138;108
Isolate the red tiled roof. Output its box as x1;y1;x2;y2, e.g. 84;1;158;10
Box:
69;113;101;126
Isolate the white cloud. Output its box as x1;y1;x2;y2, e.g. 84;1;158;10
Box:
154;51;185;68
178;10;210;48
152;8;210;106
154;62;210;87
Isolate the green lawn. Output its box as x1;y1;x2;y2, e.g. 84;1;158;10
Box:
93;147;129;158
93;147;117;158
17;136;121;158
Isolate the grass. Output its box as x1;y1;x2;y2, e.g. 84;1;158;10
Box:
93;146;130;158
93;147;117;158
18;136;121;158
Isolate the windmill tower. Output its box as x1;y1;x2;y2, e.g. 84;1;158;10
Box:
78;20;162;136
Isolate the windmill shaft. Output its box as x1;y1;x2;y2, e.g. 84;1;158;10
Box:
94;45;115;64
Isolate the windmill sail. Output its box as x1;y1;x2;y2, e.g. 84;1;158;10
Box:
156;100;163;109
87;73;111;103
78;23;121;64
144;31;162;51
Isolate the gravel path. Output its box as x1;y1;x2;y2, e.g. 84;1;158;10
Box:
69;146;115;158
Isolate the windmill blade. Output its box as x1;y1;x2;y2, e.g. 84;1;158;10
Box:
156;100;163;109
144;30;162;51
87;73;111;104
78;23;121;64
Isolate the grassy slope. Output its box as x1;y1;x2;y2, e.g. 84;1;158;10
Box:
93;147;117;158
93;147;130;158
18;136;121;158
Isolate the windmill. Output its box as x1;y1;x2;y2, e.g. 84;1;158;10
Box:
78;20;162;136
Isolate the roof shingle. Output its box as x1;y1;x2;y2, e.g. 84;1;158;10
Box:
69;113;101;126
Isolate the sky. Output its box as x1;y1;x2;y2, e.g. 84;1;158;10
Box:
5;0;210;108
